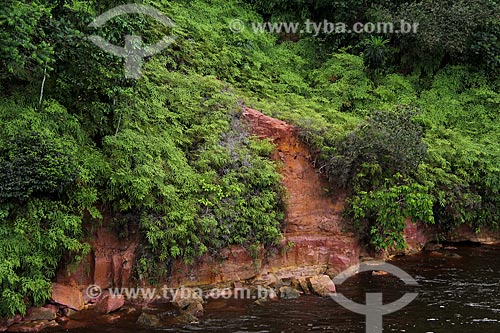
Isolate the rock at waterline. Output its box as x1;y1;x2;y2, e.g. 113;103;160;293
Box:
174;313;200;324
424;243;443;251
308;275;336;297
180;301;204;317
298;277;311;295
136;313;161;328
94;291;125;314
6;320;58;332
22;307;56;322
279;286;301;300
51;283;84;311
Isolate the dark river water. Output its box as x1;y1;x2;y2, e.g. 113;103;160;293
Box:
50;244;500;333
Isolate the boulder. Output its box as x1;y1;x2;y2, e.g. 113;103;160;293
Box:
23;307;56;321
253;298;269;306
444;252;462;259
136;313;161;328
54;316;69;326
51;284;84;310
429;251;445;258
279;286;300;300
308;275;336;297
94;292;125;314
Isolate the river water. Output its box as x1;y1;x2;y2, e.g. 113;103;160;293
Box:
50;244;500;333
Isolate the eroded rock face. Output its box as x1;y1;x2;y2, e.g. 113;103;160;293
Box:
56;221;139;290
403;218;431;253
403;220;500;253
447;225;500;244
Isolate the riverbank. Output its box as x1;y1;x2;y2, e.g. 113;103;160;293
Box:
2;109;499;333
10;244;497;333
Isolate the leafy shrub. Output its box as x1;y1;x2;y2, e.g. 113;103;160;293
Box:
0;132;77;201
350;175;434;251
321;107;427;190
363;36;390;77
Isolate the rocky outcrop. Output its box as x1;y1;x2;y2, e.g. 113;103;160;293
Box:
403;219;500;253
163;108;362;287
447;225;500;244
13;107;364;331
49;107;500;304
56;224;138;290
54;107;362;295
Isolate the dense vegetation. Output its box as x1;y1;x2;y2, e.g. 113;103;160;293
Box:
1;0;499;317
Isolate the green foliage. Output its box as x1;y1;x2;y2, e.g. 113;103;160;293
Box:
0;0;53;79
395;0;498;74
0;132;77;201
322;107;427;189
350;175;434;251
470;18;500;72
363;36;390;76
1;0;500;318
415;67;500;231
0;99;99;317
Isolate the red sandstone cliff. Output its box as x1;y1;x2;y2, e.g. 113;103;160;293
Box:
57;107;363;290
57;107;500;292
